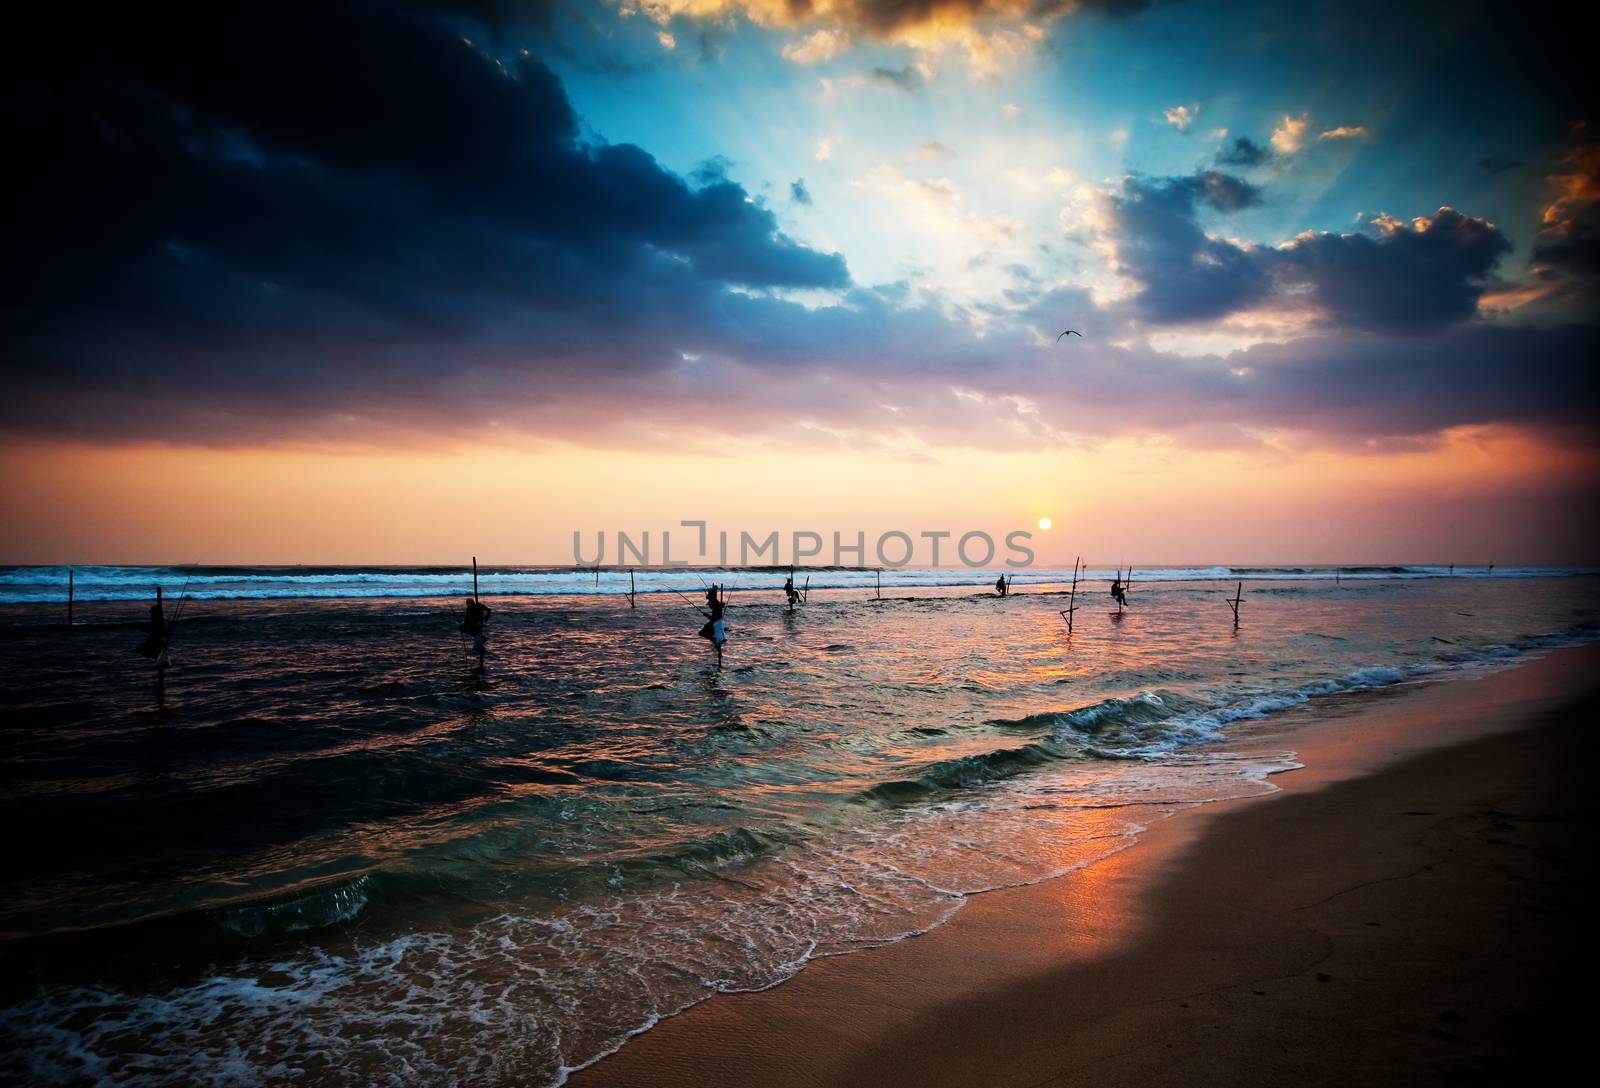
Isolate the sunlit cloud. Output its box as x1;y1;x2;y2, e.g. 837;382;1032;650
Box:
1540;123;1599;229
1270;113;1310;154
1319;124;1368;141
853;164;1021;247
615;1;1076;78
782;27;849;64
1164;104;1197;132
1477;283;1554;313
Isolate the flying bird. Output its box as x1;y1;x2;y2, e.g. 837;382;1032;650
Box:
1056;330;1082;342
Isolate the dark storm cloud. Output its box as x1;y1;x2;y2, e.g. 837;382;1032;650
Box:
402;0;558;30
1215;137;1272;168
1109;172;1511;332
1275;210;1511;332
1107;172;1272;323
2;1;848;439
791;179;815;206
509;310;1600;456
1213;323;1598;438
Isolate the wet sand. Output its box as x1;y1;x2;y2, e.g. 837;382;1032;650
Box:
573;644;1596;1086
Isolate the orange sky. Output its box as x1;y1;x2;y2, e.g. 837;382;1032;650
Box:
3;426;1594;566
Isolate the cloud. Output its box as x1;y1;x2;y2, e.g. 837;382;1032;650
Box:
1476;155;1522;175
852;165;1028;264
615;1;1156;74
816;137;835;160
1270;113;1310;154
1105;170;1511;333
868;64;924;94
909;141;955;160
1215;136;1271;167
1276;209;1512;332
1532;123;1600;304
1106;171;1271;323
790;178;814;206
1318;125;1368;141
3;1;850;443
782;27;849;64
1163;104;1197;132
2;0;1588;461
1003;103;1023;119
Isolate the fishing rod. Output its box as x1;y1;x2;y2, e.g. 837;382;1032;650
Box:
167;561;200;630
669;586;711;618
147;561;198;670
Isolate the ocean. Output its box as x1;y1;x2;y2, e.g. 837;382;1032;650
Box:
1;565;1595;1085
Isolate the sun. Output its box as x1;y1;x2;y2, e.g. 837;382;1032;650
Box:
1037;517;1052;530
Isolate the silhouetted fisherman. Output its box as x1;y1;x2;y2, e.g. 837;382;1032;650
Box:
460;596;492;656
1110;574;1128;608
698;584;727;667
995;575;1008;597
784;574;801;611
135;588;173;669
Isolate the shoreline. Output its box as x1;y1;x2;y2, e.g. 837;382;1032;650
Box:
570;644;1598;1086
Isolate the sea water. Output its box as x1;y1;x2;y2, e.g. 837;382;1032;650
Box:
0;567;1594;1084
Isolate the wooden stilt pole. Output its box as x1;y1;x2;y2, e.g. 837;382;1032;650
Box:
1227;581;1243;628
154;585;168;673
1059;555;1080;633
67;569;74;627
629;568;636;608
469;557;487;663
876;567;881;600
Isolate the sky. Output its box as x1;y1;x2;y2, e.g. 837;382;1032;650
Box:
1;0;1596;565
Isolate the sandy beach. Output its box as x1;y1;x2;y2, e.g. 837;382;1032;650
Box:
574;644;1597;1087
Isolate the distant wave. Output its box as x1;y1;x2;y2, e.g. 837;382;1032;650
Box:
1;563;1589;603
